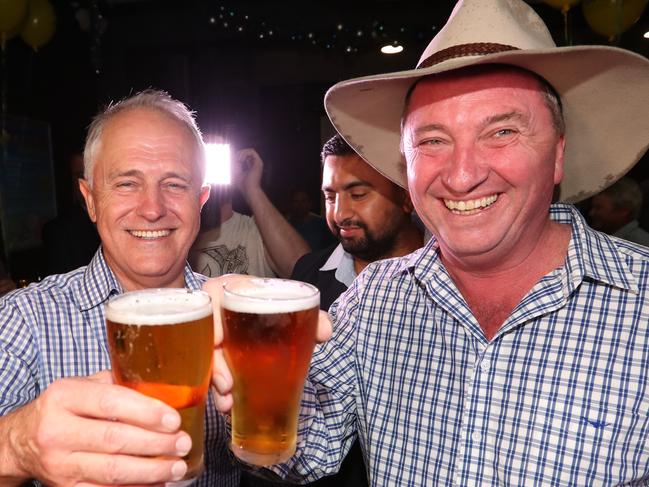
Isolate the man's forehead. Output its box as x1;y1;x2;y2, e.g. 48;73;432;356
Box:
97;108;197;159
410;65;546;104
104;107;188;138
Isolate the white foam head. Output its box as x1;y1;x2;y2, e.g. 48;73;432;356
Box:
105;289;212;326
222;278;320;314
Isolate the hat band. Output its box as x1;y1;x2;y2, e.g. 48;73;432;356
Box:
417;43;519;69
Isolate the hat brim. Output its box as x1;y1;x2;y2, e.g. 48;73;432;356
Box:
325;45;649;203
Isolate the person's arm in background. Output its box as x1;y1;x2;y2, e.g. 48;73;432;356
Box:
235;148;310;278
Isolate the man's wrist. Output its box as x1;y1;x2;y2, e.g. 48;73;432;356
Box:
242;185;266;207
0;408;31;483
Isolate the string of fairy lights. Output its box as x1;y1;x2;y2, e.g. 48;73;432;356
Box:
202;3;441;55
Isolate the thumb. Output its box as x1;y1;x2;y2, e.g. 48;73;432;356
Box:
317;310;333;343
203;274;257;345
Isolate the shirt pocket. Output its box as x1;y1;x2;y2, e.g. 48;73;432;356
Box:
526;400;649;484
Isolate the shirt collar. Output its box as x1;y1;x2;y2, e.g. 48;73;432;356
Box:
320;243;357;287
73;248;205;311
558;204;638;293
392;203;638;294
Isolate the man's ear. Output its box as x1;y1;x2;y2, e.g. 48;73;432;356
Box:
553;134;566;186
199;184;211;209
402;189;415;214
78;179;97;222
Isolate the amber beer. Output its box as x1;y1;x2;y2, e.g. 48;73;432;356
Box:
221;278;320;466
105;289;214;481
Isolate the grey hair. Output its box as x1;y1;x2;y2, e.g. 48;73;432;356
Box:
83;89;206;187
600;176;644;220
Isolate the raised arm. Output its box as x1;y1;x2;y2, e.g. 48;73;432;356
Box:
235;148;310;278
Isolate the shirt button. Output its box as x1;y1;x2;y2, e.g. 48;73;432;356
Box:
472;431;482;442
481;361;490;372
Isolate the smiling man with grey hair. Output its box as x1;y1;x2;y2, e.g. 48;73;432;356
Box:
0;89;239;486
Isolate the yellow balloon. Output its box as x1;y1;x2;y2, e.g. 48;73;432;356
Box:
20;0;56;51
544;0;582;12
0;0;28;45
582;0;648;39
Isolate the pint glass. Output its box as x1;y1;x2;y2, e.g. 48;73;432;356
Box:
105;288;214;481
221;278;320;466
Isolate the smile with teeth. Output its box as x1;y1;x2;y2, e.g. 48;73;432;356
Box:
129;229;171;239
444;194;498;214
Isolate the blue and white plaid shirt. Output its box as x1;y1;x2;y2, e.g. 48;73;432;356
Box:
0;249;240;486
275;203;649;486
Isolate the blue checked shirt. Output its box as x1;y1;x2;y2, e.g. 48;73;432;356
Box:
272;203;649;486
0;249;240;486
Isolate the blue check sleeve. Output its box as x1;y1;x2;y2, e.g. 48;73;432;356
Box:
0;296;39;415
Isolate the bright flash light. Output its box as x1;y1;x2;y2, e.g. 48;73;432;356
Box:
204;143;231;185
644;31;649;39
381;44;403;54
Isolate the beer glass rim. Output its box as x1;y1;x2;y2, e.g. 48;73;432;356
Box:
222;278;320;313
105;288;212;325
222;278;319;301
106;287;210;299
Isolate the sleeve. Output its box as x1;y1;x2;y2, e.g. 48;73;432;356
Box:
267;279;362;483
0;295;40;415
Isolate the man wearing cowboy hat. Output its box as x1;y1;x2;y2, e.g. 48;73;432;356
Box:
207;0;649;484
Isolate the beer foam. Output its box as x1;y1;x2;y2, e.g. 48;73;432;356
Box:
105;289;212;325
222;278;320;314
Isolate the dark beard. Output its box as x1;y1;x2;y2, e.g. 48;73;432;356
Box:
336;220;399;263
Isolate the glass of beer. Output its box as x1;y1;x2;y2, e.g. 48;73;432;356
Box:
220;278;320;466
105;288;214;482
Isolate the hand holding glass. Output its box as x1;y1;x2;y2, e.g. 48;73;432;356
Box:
105;288;214;482
220;278;320;466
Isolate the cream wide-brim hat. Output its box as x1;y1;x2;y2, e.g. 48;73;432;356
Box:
324;0;649;203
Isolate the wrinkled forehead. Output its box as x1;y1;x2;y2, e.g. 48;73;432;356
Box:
104;106;194;140
405;64;551;116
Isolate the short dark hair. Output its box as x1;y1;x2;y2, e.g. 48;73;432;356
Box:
321;133;356;164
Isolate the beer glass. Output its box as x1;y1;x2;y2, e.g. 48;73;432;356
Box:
220;278;320;466
105;288;214;482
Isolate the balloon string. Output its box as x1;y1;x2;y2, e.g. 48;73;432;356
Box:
562;8;571;46
1;40;7;118
610;0;622;45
